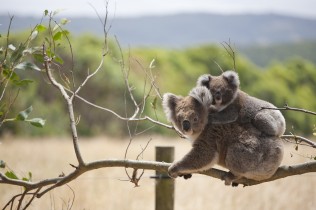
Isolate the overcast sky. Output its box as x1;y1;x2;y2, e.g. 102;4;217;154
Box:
1;0;316;19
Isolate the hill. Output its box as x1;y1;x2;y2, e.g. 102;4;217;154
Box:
239;41;316;67
1;13;316;48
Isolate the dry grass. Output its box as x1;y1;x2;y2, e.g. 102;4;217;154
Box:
0;136;316;210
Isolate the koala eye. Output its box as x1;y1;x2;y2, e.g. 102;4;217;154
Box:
193;117;198;122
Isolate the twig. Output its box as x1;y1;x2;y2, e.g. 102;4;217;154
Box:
2;15;14;67
221;39;236;71
261;105;316;116
282;134;316;148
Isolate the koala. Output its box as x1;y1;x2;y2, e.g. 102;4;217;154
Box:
162;86;284;185
197;70;286;137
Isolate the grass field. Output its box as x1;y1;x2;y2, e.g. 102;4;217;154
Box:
0;136;315;210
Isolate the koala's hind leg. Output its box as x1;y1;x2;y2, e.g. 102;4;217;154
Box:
168;145;219;179
221;171;242;186
253;110;285;137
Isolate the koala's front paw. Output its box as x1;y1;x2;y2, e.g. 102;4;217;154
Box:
168;164;180;178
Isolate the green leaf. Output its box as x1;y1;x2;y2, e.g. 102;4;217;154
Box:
36;24;47;32
54;56;64;64
33;54;44;63
10;43;26;63
313;133;316;136
61;18;70;25
62;30;70;36
16;106;33;121
28;118;46;128
5;171;19;180
13;79;34;87
3;69;20;81
44;10;49;16
0;160;6;168
28;172;32;181
53;31;63;41
22;172;32;182
151;96;157;109
15;62;41;71
30;30;38;40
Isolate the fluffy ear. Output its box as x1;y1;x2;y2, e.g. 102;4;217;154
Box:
222;70;240;87
196;74;211;88
189;86;212;108
162;93;181;123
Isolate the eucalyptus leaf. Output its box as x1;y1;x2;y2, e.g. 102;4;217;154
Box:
5;171;19;180
54;56;64;64
8;44;16;51
30;30;38;40
15;62;41;71
33;54;44;63
10;43;26;63
36;24;47;32
13;79;34;87
28;118;46;128
0;160;5;168
53;31;62;41
3;69;20;81
44;10;48;16
16;106;33;121
61;18;70;25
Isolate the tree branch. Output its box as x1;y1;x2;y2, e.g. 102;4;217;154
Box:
261;104;316;116
43;44;85;167
1;159;316;195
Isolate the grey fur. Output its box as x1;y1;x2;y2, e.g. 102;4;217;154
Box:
162;87;284;185
197;70;286;137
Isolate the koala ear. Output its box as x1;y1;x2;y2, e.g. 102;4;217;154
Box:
196;74;212;88
189;86;213;108
222;70;240;87
162;93;182;123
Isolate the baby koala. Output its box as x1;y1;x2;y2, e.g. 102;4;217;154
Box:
197;71;286;137
162;86;284;185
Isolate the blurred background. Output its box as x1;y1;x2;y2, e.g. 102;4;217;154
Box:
0;1;316;209
0;0;316;137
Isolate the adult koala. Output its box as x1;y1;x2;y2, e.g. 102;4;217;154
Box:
162;86;284;185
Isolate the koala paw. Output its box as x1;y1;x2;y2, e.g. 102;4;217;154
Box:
168;164;180;178
221;171;239;186
179;174;192;179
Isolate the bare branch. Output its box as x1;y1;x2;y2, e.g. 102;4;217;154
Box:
43;44;85;166
2;159;316;198
262;104;316;116
282;134;316;148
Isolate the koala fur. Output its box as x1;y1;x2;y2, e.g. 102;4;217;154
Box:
162;86;284;185
197;70;286;137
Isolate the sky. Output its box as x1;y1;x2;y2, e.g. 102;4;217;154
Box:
1;0;316;19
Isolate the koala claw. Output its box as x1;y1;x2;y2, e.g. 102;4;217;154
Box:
179;174;192;179
232;182;239;187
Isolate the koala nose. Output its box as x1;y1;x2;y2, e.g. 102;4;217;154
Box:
215;92;221;101
182;120;191;131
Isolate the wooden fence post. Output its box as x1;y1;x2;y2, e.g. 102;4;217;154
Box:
155;146;175;210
